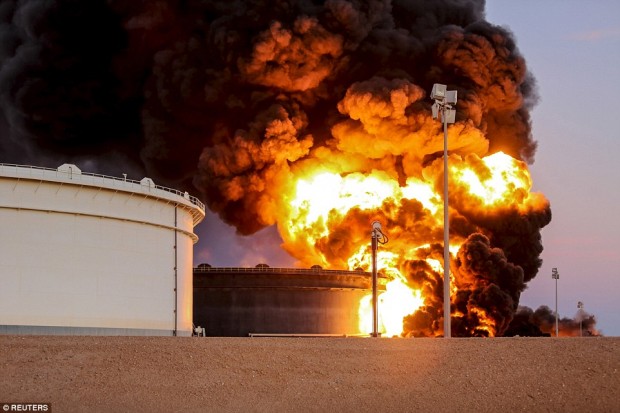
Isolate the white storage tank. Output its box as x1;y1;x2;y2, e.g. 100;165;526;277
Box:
0;163;205;336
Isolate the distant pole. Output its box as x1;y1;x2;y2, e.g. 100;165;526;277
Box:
577;301;584;337
552;268;559;337
430;84;457;339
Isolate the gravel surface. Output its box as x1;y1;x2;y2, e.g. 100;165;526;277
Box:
1;336;618;413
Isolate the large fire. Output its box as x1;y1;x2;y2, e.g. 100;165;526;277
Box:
279;151;545;337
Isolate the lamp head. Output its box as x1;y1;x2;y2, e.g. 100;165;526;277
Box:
431;102;440;119
444;108;456;124
371;221;382;232
445;90;458;104
431;83;447;101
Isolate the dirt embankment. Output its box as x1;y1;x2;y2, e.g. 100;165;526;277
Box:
1;336;618;413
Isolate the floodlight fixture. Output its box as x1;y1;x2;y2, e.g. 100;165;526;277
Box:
552;268;559;337
372;220;382;233
432;102;440;120
431;84;457;125
444;108;456;124
445;90;458;105
577;301;584;337
431;83;447;100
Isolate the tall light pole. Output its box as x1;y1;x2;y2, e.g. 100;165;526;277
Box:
552;268;559;337
577;301;584;337
371;221;388;338
431;83;457;338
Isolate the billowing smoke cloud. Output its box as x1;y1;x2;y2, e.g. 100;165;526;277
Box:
505;305;600;337
0;0;144;172
0;0;568;336
0;0;537;190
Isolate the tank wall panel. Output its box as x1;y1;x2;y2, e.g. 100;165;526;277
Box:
1;209;175;329
0;169;203;336
194;288;367;336
176;227;195;333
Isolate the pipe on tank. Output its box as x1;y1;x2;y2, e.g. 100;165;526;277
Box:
173;205;178;336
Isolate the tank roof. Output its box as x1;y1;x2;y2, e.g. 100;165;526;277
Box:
193;266;387;290
0;163;205;224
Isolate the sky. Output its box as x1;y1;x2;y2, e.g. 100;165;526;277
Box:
484;1;620;337
194;1;620;336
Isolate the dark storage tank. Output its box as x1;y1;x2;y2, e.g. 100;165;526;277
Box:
193;265;385;337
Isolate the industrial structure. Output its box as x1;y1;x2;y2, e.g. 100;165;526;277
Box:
0;163;205;336
193;265;385;337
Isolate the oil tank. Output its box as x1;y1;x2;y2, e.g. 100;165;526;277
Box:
0;163;205;336
193;265;386;336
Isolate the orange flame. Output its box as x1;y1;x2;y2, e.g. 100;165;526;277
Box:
358;276;425;337
452;152;534;208
278;150;538;337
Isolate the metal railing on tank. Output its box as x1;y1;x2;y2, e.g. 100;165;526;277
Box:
0;162;205;211
193;265;372;277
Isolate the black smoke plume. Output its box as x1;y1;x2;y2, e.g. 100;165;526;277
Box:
1;0;537;189
505;305;600;337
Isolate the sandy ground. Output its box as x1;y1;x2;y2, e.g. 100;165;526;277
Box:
1;336;618;413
